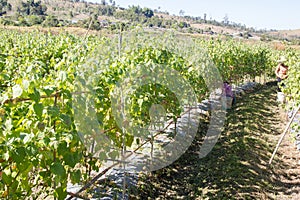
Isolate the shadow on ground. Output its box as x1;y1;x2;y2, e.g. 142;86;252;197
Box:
132;84;296;199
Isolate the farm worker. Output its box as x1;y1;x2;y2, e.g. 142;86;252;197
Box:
223;81;236;106
275;56;288;92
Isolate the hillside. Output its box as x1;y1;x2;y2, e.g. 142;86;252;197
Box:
1;0;300;43
269;29;300;40
1;2;300;199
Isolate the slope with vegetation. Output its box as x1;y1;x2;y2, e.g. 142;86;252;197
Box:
0;1;300;199
2;0;297;42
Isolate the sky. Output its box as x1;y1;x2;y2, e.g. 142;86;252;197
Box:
89;0;300;30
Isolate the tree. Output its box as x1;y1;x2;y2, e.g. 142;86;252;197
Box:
26;15;44;25
128;5;142;15
69;10;73;18
179;9;185;16
81;14;101;30
223;14;229;25
19;0;47;16
42;15;59;27
0;0;12;15
106;6;114;16
17;15;28;26
178;21;189;28
142;8;153;18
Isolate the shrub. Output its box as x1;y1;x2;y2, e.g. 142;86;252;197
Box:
42;15;59;27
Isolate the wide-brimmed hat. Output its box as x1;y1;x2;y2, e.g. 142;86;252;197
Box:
277;56;287;63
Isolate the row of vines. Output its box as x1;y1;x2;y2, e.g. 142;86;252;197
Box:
0;28;298;199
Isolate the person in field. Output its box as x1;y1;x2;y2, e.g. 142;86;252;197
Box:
275;56;289;92
222;66;236;108
223;81;236;106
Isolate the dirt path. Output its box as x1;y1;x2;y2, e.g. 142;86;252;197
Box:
132;83;300;199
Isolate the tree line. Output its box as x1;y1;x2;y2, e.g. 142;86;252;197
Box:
0;0;272;35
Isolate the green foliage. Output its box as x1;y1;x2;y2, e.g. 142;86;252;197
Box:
0;0;11;16
18;0;47;16
178;21;189;29
281;48;300;104
142;8;154;18
196;38;272;82
0;29;282;198
0;0;186;31
0;30;91;199
0;16;15;25
25;15;44;26
42;15;59;27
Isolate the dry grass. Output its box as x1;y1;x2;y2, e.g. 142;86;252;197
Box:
190;23;238;34
269;29;300;38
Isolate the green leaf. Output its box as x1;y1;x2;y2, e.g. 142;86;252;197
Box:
10;180;19;193
18;162;33;175
70;169;81;184
37;122;45;131
50;162;66;177
54;186;67;200
26;145;38;157
2;171;13;185
58;71;67;82
126;134;134;147
4;118;13;131
39;170;50;179
108;150;119;160
62;89;72;99
33;103;43;118
29;88;40;103
99;151;107;160
22;79;30;91
57;142;68;156
48;106;60;117
11;147;26;163
43;86;56;97
23;133;34;144
63;153;76;168
60;114;71;127
137;98;143;107
3;151;10;161
12;84;23;99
